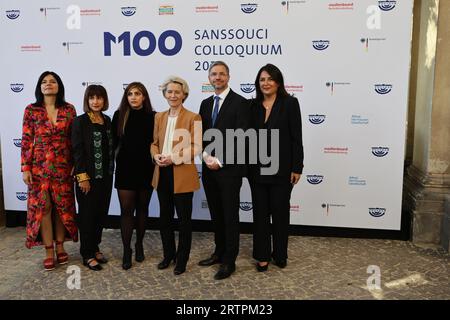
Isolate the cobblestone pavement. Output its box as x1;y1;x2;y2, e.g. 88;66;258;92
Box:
0;227;448;300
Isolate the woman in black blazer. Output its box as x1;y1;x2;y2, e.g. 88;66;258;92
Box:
249;64;304;272
72;85;114;271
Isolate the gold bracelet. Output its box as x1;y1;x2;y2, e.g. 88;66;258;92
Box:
75;173;90;183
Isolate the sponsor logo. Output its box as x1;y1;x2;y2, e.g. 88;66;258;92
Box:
6;10;20;19
360;37;387;52
196;6;219;13
378;0;396;11
80;9;101;16
312;40;330;51
326;82;334;94
372;147;389;157
13;139;22;147
307;175;323;185
361;38;369;51
375;84;392;94
121;7;136;16
326;81;350;95
10;83;24;92
324;147;348;154
369;207;386;217
40;7;60;18
282;1;306;14
16;192;27;201
159;5;174;15
202;83;215;93
122;83;129;90
241;3;258;14
290;204;300;213
285;84;303;94
82;81;102;87
240;202;253;211
348;176;366;186
351;115;369;125
321;203;346;215
20;45;41;52
201;200;209;209
240;83;255;94
328;2;354;10
62;41;83;53
309;114;325;125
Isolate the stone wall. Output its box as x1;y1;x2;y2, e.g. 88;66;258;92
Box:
404;0;450;246
0;140;5;227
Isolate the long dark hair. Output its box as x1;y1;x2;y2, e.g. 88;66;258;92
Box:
33;71;67;107
254;64;289;102
117;82;153;136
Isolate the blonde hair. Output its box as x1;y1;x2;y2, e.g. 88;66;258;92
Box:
161;76;189;102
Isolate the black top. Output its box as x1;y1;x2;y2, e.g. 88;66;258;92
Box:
72;113;114;180
249;95;304;184
112;108;155;190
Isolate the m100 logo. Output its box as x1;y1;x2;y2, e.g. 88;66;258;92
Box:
104;30;182;56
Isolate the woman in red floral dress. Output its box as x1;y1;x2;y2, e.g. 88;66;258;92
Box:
21;71;78;271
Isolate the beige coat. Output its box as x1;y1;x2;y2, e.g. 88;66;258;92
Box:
151;106;202;193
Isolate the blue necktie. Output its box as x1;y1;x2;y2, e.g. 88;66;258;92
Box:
212;96;220;127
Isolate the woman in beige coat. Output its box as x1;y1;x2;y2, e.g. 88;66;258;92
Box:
151;76;202;275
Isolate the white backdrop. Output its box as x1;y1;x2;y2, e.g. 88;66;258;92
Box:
0;0;413;230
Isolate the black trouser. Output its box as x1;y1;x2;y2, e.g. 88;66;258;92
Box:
76;177;113;261
250;181;293;262
157;166;193;265
202;171;242;265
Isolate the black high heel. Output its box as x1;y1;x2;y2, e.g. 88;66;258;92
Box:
122;248;132;270
135;243;145;262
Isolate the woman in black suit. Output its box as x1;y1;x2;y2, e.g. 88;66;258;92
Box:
112;82;155;270
72;85;114;271
249;64;304;272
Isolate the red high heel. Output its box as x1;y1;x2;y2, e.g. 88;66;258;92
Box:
43;244;55;271
55;240;69;265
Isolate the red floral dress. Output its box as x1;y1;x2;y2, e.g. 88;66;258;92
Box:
21;103;78;248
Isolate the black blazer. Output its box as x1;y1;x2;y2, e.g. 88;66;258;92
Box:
199;89;249;177
72;113;114;179
249;94;304;180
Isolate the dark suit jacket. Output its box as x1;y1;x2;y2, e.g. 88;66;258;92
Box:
249;94;304;181
72;113;114;179
199;89;249;177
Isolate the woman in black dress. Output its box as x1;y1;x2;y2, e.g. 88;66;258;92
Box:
112;82;155;270
72;85;113;271
249;64;304;272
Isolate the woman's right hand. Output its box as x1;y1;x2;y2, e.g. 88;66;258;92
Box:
154;154;165;167
79;180;91;194
22;171;32;186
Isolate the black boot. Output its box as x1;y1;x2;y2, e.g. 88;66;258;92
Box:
122;248;132;270
135;242;145;262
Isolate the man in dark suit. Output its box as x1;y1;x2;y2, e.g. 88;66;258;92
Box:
198;61;249;280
